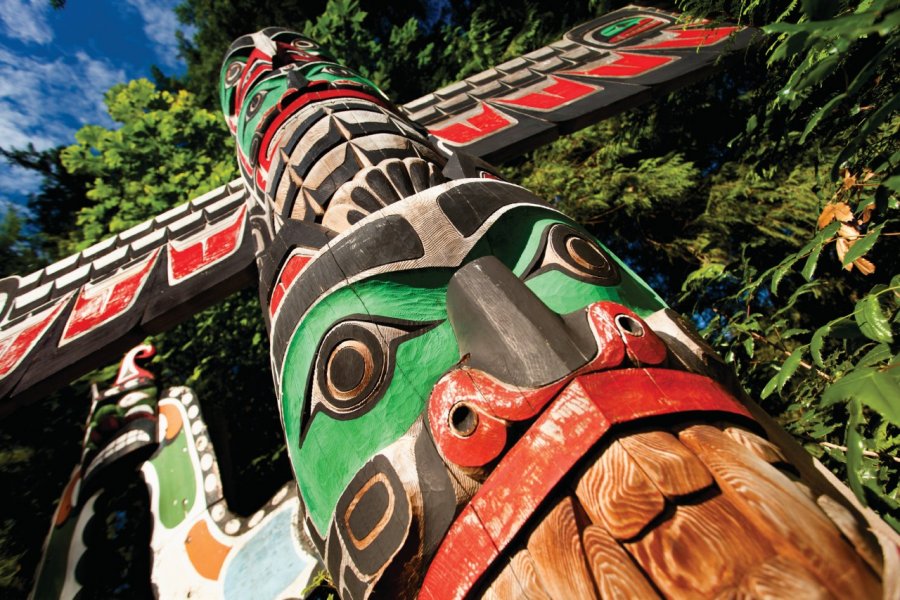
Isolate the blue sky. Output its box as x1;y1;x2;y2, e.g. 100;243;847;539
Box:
0;0;192;209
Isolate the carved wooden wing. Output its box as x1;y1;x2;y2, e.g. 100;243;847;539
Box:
0;183;254;413
402;5;756;162
0;5;755;413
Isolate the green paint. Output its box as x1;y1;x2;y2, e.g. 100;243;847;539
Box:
281;205;665;533
600;17;644;38
148;425;197;529
297;324;458;532
30;508;78;599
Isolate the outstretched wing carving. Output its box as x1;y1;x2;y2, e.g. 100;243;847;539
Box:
0;5;755;414
403;5;755;162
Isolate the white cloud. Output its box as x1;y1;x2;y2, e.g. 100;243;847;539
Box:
0;45;126;200
124;0;190;70
0;0;52;45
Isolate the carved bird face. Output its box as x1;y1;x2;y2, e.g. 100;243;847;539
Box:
271;180;673;597
219;29;386;191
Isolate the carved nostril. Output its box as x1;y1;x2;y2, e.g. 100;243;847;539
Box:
615;314;645;337
449;402;478;438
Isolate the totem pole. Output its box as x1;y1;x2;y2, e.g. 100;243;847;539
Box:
31;345;323;599
4;5;898;599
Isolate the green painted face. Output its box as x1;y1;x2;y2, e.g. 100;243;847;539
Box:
278;196;665;536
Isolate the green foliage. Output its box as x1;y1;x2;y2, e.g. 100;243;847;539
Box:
60;79;236;250
673;0;900;526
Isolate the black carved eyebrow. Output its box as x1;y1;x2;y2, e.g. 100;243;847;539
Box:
271;215;424;366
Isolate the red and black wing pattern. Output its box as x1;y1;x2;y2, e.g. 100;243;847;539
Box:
0;181;254;414
400;5;756;163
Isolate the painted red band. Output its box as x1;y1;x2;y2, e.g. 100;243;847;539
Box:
568;52;675;78
60;250;159;345
495;76;598;111
258;88;390;176
269;252;312;318
428;104;514;145
631;26;739;50
420;368;753;600
168;206;247;283
0;300;67;379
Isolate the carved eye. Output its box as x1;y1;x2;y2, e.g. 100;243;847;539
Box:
322;65;355;78
225;61;244;87
318;324;385;413
525;224;620;285
245;90;267;120
291;37;315;49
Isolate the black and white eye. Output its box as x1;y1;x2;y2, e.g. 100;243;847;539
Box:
291;37;315;49
321;65;355;78
307;319;434;423
224;61;244;87
317;323;385;413
525;224;620;285
245;90;267;120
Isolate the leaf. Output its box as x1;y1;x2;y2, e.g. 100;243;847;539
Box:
842;223;883;266
854;294;893;343
858;343;892;367
817;203;852;229
802;242;824;280
824;366;900;426
844;397;866;502
800;93;845;143
810;323;831;367
778;349;805;392
743;337;754;359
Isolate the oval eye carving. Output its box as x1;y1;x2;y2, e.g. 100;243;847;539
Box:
224;61;244;87
321;326;384;411
245;90;267;120
526;224;621;285
303;318;438;430
291;37;315;49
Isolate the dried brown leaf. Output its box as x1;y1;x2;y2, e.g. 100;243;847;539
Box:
834;202;854;222
836;237;850;266
853;257;876;275
839;223;860;241
860;202;875;224
818;204;837;229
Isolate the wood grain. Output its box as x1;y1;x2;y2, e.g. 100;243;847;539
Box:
815;494;883;575
724;426;788;466
619;430;714;498
526;496;598;599
484;550;552;600
736;555;835;600
678;424;882;600
582;524;660;599
575;440;666;539
625;492;774;598
508;550;552;600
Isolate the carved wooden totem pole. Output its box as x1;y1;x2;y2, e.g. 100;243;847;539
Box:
2;5;897;599
31;345;322;599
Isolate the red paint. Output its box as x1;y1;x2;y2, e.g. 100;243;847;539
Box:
258;88;390;176
630;26;738;50
114;344;156;386
587;302;667;366
235;50;273;117
421;368;752;600
568;52;675;78
428;104;514;145
269;252;313;318
0;300;66;379
60;250;159;345
608;17;666;43
168;206;247;283
495;77;598;111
